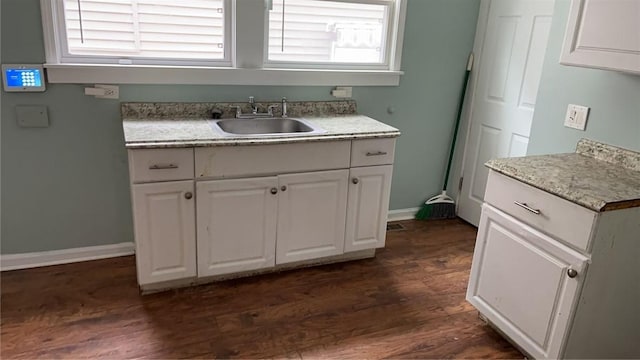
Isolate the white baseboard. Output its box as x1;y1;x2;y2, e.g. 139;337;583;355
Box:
1;242;135;271
387;207;420;222
1;208;420;271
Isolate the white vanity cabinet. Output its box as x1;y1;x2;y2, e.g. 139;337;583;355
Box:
345;165;393;252
467;170;640;359
127;137;397;290
345;138;396;251
276;170;349;264
196;169;350;276
468;204;587;359
128;148;198;286
560;0;640;74
131;180;197;285
196;177;278;277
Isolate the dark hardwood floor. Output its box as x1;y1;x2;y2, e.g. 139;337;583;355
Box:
1;219;522;359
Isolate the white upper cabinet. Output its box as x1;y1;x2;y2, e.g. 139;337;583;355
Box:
560;0;640;74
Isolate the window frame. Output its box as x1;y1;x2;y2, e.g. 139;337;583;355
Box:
40;0;406;86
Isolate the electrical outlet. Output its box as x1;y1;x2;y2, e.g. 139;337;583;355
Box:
95;84;119;99
564;104;589;131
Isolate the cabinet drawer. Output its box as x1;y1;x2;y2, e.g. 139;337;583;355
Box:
351;138;396;167
484;171;597;252
128;148;194;183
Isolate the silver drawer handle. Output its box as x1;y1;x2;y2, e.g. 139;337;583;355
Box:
366;151;388;156
149;164;178;170
514;201;541;215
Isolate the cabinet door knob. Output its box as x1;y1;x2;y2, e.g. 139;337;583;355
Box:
567;268;578;278
184;192;193;200
352;178;359;184
281;185;287;192
270;188;278;195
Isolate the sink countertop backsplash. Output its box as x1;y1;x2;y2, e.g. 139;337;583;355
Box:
121;100;358;120
121;100;400;149
486;139;640;212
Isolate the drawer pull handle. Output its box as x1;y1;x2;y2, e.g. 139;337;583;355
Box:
352;178;359;184
184;192;193;200
567;268;578;278
149;164;178;170
270;188;278;195
281;186;287;192
366;151;388;157
514;201;541;215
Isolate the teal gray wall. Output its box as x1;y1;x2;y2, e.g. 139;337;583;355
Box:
527;0;640;155
1;0;480;254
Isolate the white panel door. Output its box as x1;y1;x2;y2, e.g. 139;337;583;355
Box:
345;165;393;252
196;177;278;277
458;0;554;226
467;204;588;359
276;170;349;264
132;180;196;285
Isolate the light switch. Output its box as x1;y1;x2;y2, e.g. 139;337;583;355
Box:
16;105;49;128
564;104;589;131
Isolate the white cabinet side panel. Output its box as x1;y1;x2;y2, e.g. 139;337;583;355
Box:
563;206;640;359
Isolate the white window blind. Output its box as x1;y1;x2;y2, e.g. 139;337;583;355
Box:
60;0;227;61
267;0;391;64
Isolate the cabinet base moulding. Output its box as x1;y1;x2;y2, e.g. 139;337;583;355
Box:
141;248;376;294
387;207;420;221
0;242;135;271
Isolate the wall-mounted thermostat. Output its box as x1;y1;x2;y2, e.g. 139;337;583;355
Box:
2;64;46;92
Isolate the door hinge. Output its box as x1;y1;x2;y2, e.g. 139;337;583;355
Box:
458;176;464;191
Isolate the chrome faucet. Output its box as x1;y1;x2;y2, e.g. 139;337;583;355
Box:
248;96;258;114
281;97;288;118
231;96;279;119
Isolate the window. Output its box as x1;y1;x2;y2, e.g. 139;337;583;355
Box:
267;0;392;67
41;0;406;85
49;0;230;66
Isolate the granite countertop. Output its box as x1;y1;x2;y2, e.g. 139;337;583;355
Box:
486;139;640;212
121;101;400;149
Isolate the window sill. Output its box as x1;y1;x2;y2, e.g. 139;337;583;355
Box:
44;64;403;86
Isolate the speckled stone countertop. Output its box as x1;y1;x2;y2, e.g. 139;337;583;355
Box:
122;100;400;148
486;139;640;212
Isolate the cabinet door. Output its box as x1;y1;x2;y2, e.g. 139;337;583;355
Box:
345;165;393;252
196;177;278;277
561;0;640;74
466;204;588;359
276;170;349;264
132;180;196;285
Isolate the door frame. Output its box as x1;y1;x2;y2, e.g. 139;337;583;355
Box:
449;0;492;215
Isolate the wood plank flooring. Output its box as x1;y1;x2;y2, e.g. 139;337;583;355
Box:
1;219;522;359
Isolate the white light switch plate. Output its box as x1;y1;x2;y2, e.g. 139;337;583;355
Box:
564;104;589;130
